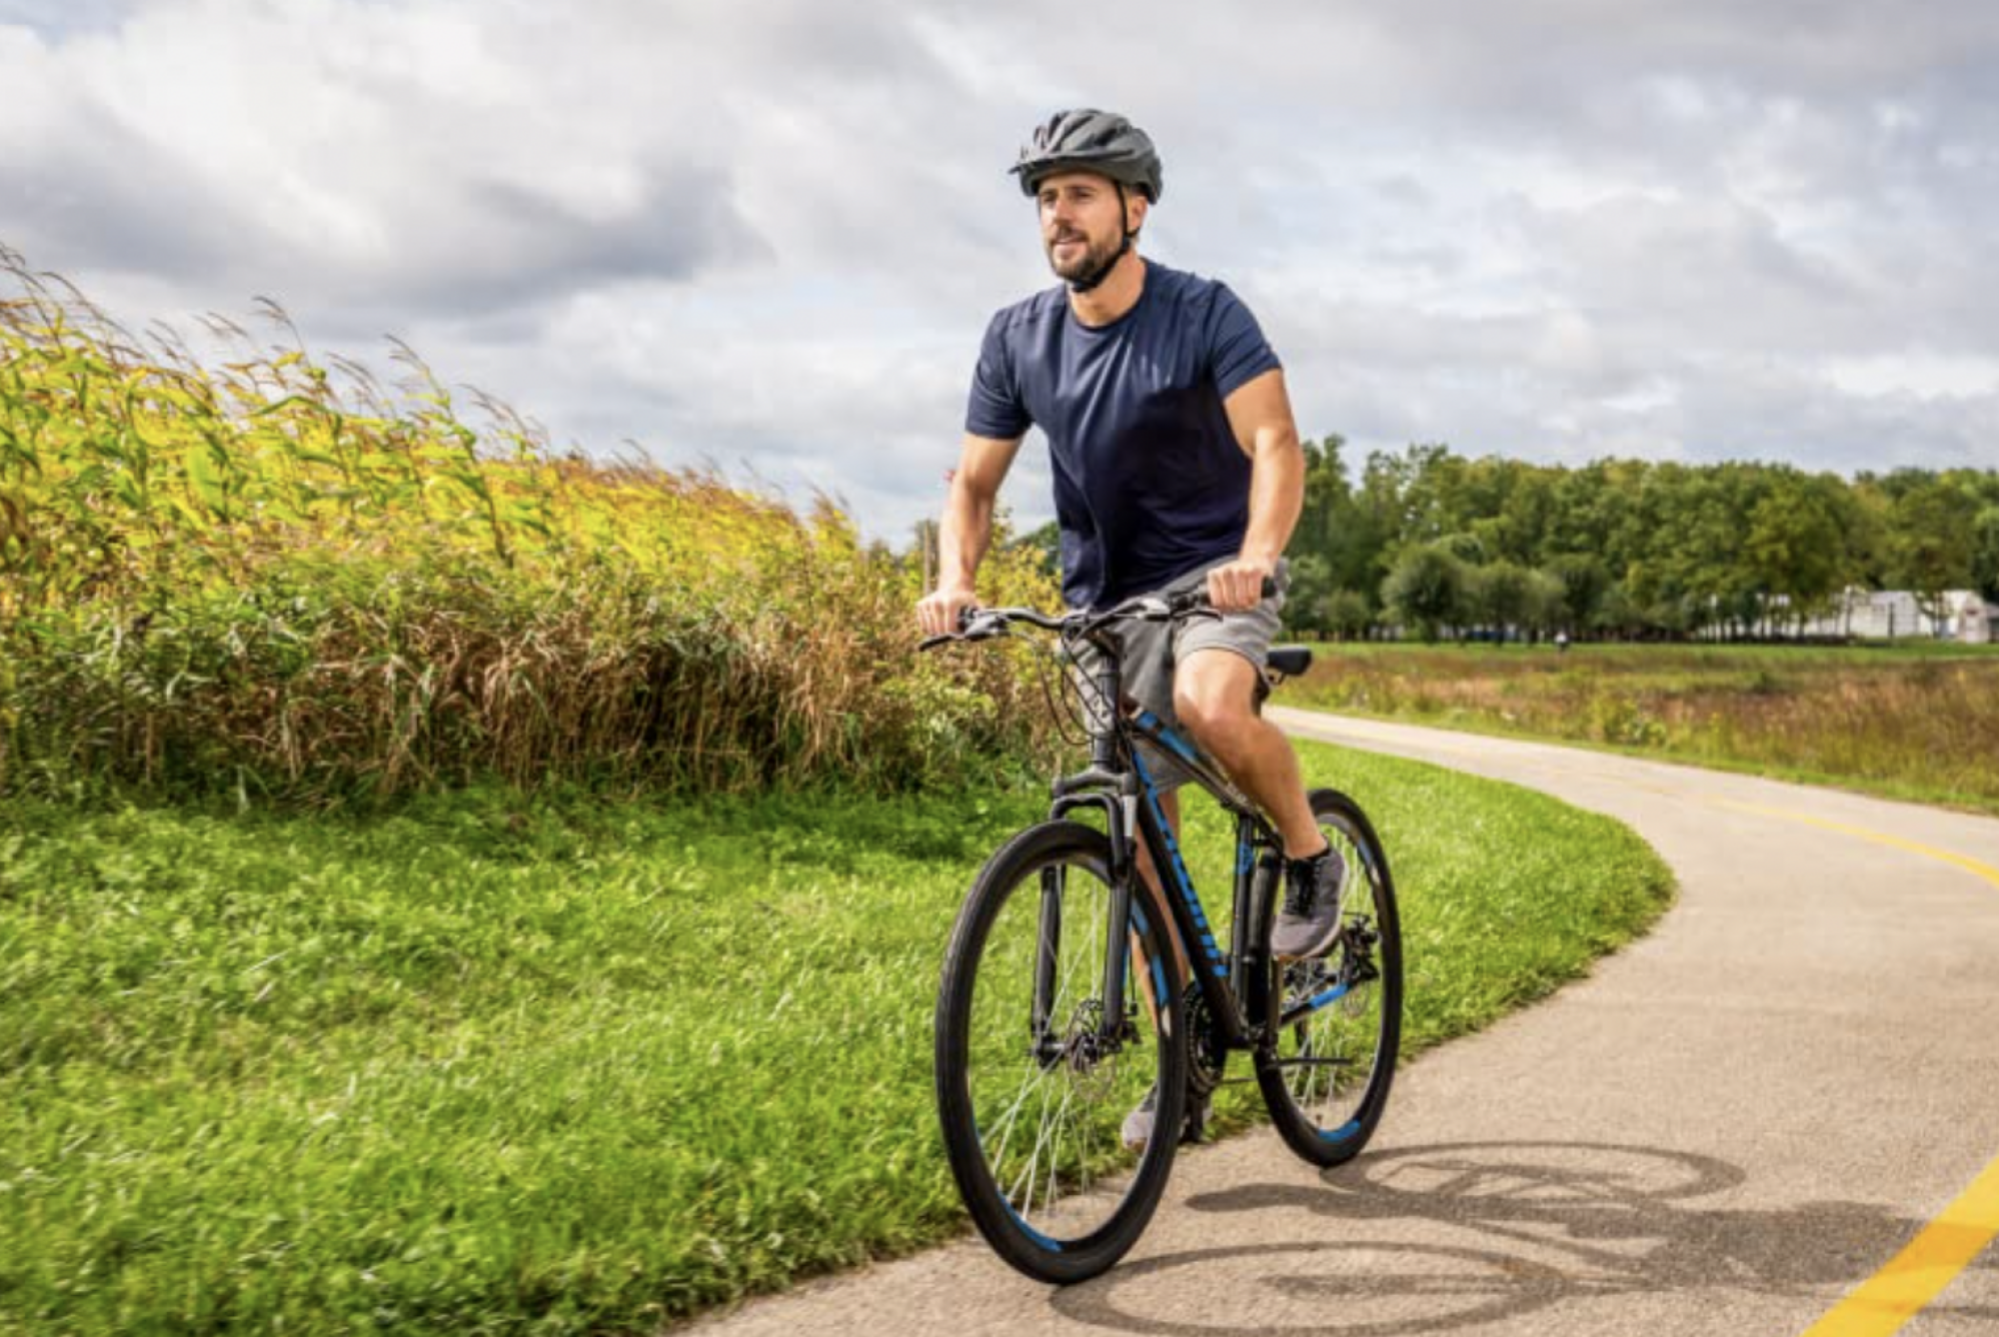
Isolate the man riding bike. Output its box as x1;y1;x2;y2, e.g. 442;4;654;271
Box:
915;108;1346;1145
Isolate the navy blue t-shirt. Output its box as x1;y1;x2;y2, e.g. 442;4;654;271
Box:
964;262;1282;609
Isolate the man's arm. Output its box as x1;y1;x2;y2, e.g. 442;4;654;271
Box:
1209;367;1304;611
916;432;1024;636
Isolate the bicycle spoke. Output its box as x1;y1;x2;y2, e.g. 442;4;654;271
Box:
1256;794;1401;1167
948;831;1179;1263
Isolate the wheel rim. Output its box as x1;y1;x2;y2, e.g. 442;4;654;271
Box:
959;849;1172;1246
1270;815;1394;1140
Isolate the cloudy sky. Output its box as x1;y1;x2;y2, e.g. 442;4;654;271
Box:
4;0;1995;539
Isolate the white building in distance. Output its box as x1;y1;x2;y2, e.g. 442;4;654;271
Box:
1796;589;1998;643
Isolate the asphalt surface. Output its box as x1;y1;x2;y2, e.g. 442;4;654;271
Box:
686;711;1999;1336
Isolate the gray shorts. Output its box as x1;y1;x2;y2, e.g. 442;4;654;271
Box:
1072;557;1288;791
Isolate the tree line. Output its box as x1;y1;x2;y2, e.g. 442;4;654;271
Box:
1019;438;1999;640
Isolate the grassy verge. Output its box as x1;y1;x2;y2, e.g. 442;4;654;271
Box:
1289;641;1999;815
2;742;1670;1333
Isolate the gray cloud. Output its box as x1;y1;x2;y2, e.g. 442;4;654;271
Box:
2;0;1995;544
0;0;138;38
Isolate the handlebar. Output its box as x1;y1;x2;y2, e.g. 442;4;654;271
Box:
919;576;1277;652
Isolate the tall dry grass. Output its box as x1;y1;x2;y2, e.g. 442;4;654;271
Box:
0;249;1058;803
1292;645;1999;807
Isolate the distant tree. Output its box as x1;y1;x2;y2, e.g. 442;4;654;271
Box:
1523;568;1567;641
1888;478;1977;633
1547;553;1612;633
1294;435;1352;555
1436;531;1488;565
1469;561;1530;642
1972;506;1999;603
1744;469;1851;631
1382;544;1468;642
1283;552;1334;637
1323;588;1374;640
1272;440;1998;641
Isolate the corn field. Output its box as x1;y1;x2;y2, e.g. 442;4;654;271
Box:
0;249;1059;803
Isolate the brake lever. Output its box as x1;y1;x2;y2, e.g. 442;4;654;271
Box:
918;608;1008;651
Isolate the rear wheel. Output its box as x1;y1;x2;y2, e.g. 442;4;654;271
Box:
1256;789;1402;1167
935;820;1186;1283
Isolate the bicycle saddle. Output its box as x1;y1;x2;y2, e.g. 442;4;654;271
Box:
1266;646;1313;678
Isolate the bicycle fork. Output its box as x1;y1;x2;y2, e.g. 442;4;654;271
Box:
1029;859;1146;1071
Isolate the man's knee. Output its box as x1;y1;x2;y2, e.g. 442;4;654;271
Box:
1173;652;1260;749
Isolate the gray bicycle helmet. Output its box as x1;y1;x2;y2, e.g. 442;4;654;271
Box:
1011;108;1163;202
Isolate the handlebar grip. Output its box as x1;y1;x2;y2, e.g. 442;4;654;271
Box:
919;604;999;650
1163;574;1279;616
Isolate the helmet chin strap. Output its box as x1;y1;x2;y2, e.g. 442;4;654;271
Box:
1066;183;1138;294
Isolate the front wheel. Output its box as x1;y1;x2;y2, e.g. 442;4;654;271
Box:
1255;788;1402;1167
935;821;1187;1283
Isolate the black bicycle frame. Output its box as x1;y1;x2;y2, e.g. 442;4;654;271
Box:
1043;630;1292;1057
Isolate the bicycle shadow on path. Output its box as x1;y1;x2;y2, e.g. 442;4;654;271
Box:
1049;1140;1999;1336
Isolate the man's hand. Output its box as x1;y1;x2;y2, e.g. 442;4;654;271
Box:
1206;557;1274;613
917;583;979;638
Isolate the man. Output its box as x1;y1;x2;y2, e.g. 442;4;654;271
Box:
914;109;1345;1142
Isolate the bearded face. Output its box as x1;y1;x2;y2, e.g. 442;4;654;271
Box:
1036;171;1143;283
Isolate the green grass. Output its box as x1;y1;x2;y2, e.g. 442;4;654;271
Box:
1;743;1671;1333
1290;640;1999;814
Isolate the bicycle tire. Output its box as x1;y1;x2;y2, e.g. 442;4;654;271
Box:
1255;788;1402;1167
935;820;1188;1283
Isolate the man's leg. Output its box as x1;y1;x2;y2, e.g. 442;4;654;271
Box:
1172;648;1324;859
1174;647;1347;961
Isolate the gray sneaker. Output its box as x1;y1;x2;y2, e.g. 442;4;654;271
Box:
1120;1084;1211;1149
1120;1086;1158;1149
1271;845;1348;959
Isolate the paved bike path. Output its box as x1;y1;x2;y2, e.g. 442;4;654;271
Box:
686;712;1999;1336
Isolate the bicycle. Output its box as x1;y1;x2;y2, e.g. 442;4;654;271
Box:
922;586;1403;1283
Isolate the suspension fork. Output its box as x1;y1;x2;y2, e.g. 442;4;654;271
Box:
1030;854;1135;1064
1031;864;1062;1047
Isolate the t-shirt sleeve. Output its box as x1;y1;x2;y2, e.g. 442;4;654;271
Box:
964;312;1032;440
1206;283;1282;399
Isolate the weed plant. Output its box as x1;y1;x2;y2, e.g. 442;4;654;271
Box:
1291;642;1999;810
0;251;1057;804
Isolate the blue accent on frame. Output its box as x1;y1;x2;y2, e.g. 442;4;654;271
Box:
1129;747;1229;979
1304;982;1351;1012
1159;726;1200;764
1133;709;1201;765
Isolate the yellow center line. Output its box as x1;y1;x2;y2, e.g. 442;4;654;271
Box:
1710;799;1999;887
1701;796;1999;1337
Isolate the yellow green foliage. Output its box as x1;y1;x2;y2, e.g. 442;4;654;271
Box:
0;251;1060;801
